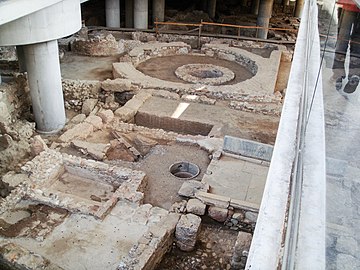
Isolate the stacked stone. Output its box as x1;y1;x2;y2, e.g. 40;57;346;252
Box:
175;214;202;252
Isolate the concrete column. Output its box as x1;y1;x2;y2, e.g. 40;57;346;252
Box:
283;0;290;7
201;0;208;12
23;40;66;133
125;0;134;28
256;0;274;39
208;0;216;18
152;0;165;23
251;0;260;15
294;0;304;17
134;0;148;29
16;46;27;73
106;0;121;28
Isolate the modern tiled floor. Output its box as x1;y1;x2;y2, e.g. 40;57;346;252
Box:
319;4;360;269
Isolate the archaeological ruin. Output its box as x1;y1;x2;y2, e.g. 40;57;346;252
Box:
0;0;335;269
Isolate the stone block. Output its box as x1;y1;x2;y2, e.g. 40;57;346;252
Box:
175;214;202;252
195;191;230;208
208;206;228;222
70;114;86;124
133;134;158;156
30;135;48;156
223;136;273;162
59;122;93;143
186;199;206;216
82;98;98;116
71;140;109;161
231;231;253;268
178;181;209;198
114;107;136;122
230;199;259;212
101;78;133;92
245;211;258;223
84;115;103;130
98;109;114;124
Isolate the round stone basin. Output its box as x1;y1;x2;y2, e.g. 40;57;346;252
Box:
169;161;200;179
175;63;235;85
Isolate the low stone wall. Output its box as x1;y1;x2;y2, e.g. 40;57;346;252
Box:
71;33;121;56
128;42;192;66
62;79;101;111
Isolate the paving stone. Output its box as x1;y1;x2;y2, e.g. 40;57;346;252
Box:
175;214;202;252
208;206;229;222
101;78;133;92
114;107;136;122
186;198;207;216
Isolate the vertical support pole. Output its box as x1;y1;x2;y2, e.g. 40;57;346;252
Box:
16;46;27;73
134;0;148;29
105;0;121;28
23;40;66;133
256;0;274;39
251;0;260;15
294;0;304;18
125;0;134;28
207;0;217;18
152;0;165;23
198;22;203;49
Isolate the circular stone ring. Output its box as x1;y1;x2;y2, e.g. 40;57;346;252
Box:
175;63;235;85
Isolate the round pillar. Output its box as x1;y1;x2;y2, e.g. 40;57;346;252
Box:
152;0;165;23
16;46;27;73
294;0;304;18
106;0;121;28
125;0;134;28
134;0;148;29
23;40;66;133
251;0;260;15
256;0;274;39
208;0;217;18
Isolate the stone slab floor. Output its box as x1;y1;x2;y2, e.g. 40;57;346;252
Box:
201;155;268;207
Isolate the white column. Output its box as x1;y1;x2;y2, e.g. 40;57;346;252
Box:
256;0;274;39
24;40;66;133
16;46;27;72
134;0;148;29
152;0;165;23
106;0;121;28
208;0;216;18
125;0;134;28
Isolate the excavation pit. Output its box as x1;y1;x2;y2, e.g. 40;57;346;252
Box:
169;161;200;179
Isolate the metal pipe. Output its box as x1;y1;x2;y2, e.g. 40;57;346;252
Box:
257;0;274;39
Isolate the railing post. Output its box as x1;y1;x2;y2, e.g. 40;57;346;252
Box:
198;20;203;49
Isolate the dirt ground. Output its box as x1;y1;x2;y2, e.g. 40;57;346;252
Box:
60;52;119;81
157;220;239;270
137;55;253;85
106;143;210;210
